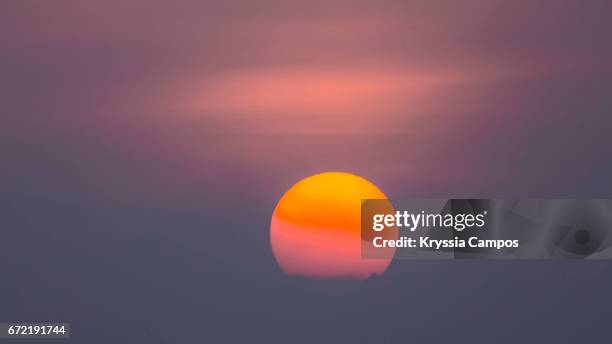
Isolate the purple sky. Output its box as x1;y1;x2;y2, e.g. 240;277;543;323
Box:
3;0;612;206
2;1;612;343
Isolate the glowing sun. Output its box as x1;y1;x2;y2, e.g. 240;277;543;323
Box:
270;172;396;279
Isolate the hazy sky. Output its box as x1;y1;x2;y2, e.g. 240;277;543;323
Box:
2;1;612;342
3;0;612;205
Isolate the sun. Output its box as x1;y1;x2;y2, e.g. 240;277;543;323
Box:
270;172;396;279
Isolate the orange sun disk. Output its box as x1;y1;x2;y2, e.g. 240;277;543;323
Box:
270;172;395;279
